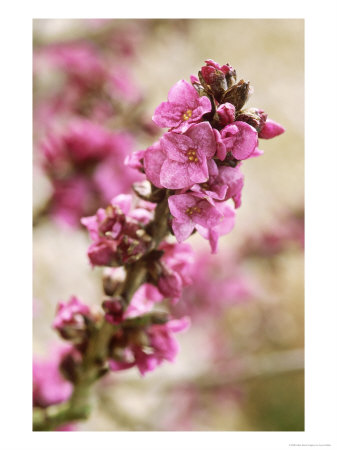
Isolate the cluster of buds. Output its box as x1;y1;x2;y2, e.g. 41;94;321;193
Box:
81;194;155;266
128;60;284;252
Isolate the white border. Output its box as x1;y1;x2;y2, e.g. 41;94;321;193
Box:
1;1;337;449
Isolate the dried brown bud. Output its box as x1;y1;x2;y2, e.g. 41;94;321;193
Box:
236;108;268;132
221;80;252;111
198;69;227;102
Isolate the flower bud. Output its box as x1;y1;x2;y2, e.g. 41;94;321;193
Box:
258;119;285;139
236;108;267;132
217;103;236;126
102;297;124;324
221;80;251;111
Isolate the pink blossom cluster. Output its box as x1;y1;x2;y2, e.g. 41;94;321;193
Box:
81;194;154;267
52;288;190;376
129;60;284;252
239;208;304;257
172;249;258;322
34;27;156;228
34;41;141;127
41;121;142;226
106;283;190;375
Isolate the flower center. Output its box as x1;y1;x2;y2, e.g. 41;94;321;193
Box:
185;206;202;216
186;149;199;163
182;109;192;121
200;182;210;189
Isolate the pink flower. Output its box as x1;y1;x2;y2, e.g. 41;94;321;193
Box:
43;43;106;87
109;317;190;376
196;201;236;253
53;296;92;341
33;345;73;408
124;150;145;171
41;120;141;226
157;242;194;302
125;283;164;318
190;160;229;203
143;140;166;188
168;193;225;243
144;122;216;190
221;165;245;209
107;68;142;103
103;282;164;324
173;250;257;321
258;119;285;139
214;121;258;161
81;195;153;267
152;80;211;132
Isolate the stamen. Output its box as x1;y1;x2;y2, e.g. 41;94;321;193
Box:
186;148;199;163
182;109;193;121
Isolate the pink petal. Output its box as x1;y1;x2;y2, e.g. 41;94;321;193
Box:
168;194;196;220
171;219;195;242
185;122;216;159
167;80;198;107
144;141;166;188
161;132;193;162
167;316;190;332
187;157;208;184
160;160;192;189
152;101;183;128
112;194;132;214
230;121;258;160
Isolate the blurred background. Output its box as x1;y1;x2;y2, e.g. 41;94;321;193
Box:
33;19;304;431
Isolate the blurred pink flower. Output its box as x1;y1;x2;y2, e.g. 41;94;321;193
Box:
196;200;236;253
53;296;93;342
33;345;73;408
157;242;195;303
81;195;153;267
173;250;257;321
109;316;190;376
41;120;142;226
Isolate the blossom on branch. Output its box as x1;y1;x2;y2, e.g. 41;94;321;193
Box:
152;80;211;132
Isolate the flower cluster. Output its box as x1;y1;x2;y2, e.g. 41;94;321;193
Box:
52;286;189;376
81;194;154;266
129;59;284;252
41;121;142;226
105;283;190;375
34;40;141;127
34;25;159;229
